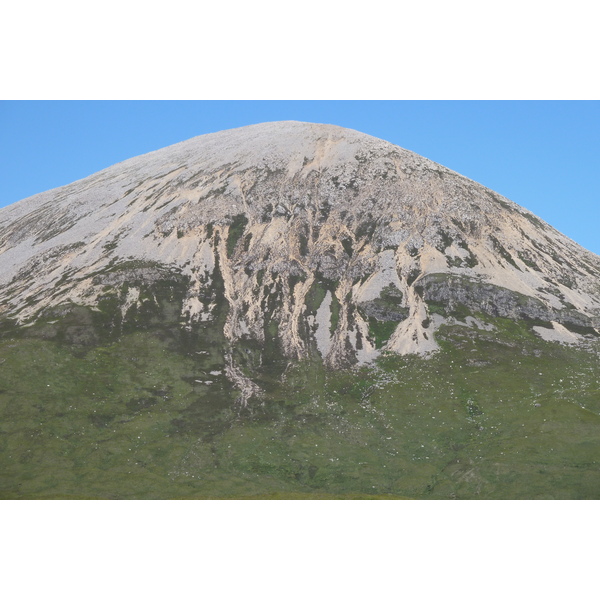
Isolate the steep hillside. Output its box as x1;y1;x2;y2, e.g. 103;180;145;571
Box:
0;121;598;499
1;122;599;366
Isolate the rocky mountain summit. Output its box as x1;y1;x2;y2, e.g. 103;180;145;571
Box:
2;121;600;500
1;121;599;375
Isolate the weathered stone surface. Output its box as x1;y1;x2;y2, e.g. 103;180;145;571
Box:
0;121;599;371
416;273;596;332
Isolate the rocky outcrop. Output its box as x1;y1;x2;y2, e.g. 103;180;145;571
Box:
416;273;598;333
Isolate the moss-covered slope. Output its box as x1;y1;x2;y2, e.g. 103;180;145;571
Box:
1;303;598;500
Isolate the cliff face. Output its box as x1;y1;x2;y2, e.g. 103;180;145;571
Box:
1;121;599;371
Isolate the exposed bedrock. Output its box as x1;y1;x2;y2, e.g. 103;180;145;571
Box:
416;273;598;333
1;121;599;376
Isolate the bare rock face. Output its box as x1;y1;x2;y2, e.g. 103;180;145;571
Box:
1;121;599;370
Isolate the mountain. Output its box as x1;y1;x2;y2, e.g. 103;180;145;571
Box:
1;121;599;499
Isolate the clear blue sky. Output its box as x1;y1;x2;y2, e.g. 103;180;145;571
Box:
1;101;598;255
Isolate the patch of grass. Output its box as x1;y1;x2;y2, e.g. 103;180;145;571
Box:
226;214;248;258
426;302;447;317
380;283;403;304
341;238;353;257
356;217;377;239
102;259;163;274
298;231;309;257
455;239;479;268
518;250;541;271
330;293;341;334
561;322;600;337
288;273;307;294
436;229;454;252
367;318;397;349
489;235;520;270
406;268;421;286
522;211;545;229
304;280;326;314
446;256;463;268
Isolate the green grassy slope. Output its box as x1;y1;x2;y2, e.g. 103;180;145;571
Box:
0;305;598;499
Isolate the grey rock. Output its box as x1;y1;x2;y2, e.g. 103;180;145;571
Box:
0;121;598;368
